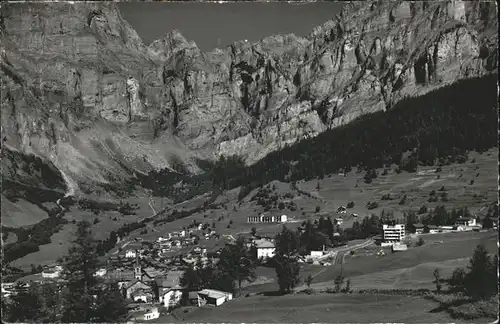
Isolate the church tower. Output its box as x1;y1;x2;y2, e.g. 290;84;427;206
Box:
134;253;142;281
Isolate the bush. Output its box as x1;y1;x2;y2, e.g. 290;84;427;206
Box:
398;195;407;205
315;206;321;213
416;237;425;246
346;201;355;208
366;201;379;210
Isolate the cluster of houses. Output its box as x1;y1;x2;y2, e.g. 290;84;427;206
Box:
412;216;483;235
378;216;486;249
3;252;235;322
120;224;220;261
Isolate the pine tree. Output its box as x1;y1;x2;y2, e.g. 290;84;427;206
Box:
60;221;99;322
433;268;442;292
274;255;300;294
94;282;129;323
274;226;300;257
217;237;256;296
463;244;497;300
181;265;204;291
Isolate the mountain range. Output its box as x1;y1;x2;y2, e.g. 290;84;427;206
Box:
0;1;497;199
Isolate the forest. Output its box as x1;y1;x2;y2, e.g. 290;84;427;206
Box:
140;75;498;197
228;74;498;189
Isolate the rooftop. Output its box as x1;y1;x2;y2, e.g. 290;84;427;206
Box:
155;270;185;288
198;289;231;299
256;240;275;249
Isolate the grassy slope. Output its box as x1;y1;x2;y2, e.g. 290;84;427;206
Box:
308;231;497;290
10;148;497;268
1;196;49;228
165;293;458;323
297;148;498;228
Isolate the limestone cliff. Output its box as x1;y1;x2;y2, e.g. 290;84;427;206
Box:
0;1;497;196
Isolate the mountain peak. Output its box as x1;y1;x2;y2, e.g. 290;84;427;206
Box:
148;29;199;61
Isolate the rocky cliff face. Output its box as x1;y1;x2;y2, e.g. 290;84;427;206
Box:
0;1;497;196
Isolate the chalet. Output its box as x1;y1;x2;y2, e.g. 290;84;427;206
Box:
126;280;153;300
156;270;185;304
197;289;233;307
255;240;275;259
334;218;344;226
131;287;154;303
130;307;160;321
412;223;425;234
337;206;347;214
188;291;199;305
454;217;477;227
425;225;439;234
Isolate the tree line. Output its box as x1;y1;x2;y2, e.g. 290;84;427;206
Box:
205;75;497;193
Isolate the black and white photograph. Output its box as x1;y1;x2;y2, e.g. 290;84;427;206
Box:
1;0;498;323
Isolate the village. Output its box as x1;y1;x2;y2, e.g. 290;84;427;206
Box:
2;202;493;322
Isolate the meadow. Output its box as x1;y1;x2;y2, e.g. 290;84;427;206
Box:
165;293;464;323
5;148;498;272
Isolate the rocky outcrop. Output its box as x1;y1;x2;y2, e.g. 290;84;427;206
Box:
0;1;497;194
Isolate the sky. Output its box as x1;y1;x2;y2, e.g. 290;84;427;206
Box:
118;2;344;52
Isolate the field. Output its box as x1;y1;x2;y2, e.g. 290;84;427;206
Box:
5;148;498;270
11;223;77;270
306;231;497;290
163;293;465;323
1;196;50;228
297;148;498;229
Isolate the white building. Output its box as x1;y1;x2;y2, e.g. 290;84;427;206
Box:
161;289;183;308
42;266;63;278
310;251;324;259
335;218;344;225
382;224;406;244
256;240;275;259
454;217;476;227
143;307;160;321
125;250;137;258
94;268;107;277
197;289;233;307
247;214;288;224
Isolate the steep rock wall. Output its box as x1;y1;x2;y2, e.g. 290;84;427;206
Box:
0;1;497;192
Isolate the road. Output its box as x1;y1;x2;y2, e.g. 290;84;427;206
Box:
296;238;374;290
